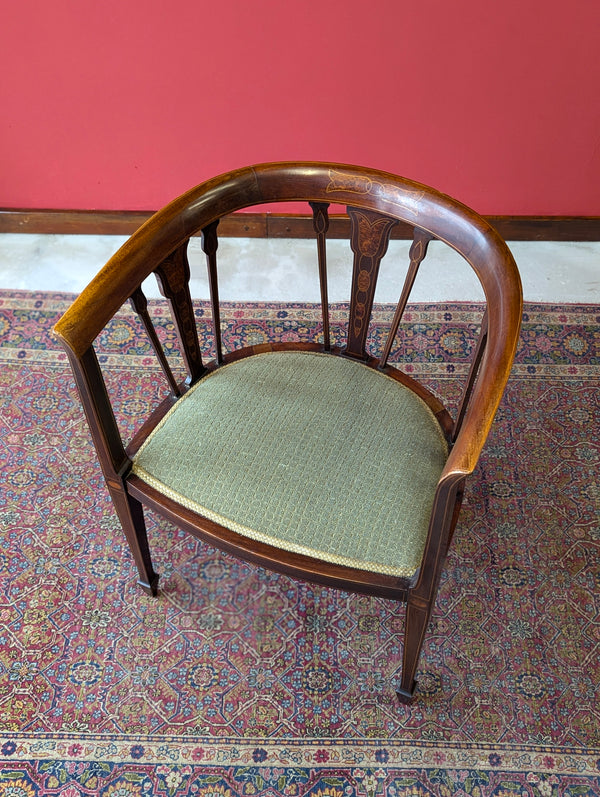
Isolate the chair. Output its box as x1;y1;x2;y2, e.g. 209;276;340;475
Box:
53;163;522;702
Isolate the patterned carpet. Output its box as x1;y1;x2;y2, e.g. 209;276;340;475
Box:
0;290;598;794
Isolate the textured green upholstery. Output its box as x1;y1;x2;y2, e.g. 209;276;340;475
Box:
132;351;448;578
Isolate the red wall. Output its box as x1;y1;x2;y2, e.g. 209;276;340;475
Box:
1;0;599;214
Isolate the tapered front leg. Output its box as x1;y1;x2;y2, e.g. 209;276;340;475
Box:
397;598;431;703
108;484;159;596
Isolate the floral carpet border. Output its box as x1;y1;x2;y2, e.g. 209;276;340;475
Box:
1;291;598;379
2;734;600;774
1;290;598;326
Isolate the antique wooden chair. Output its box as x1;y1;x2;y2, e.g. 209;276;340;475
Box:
54;163;522;702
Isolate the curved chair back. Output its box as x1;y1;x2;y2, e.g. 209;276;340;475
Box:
54;163;522;702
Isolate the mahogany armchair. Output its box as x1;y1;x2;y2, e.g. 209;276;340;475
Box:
54;163;522;702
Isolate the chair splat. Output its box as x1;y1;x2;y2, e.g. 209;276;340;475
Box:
344;206;398;361
154;240;206;384
53;162;523;706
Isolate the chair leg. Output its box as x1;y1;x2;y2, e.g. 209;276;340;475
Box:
108;485;159;596
397;598;431;704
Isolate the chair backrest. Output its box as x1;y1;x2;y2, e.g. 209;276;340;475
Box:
54;162;522;485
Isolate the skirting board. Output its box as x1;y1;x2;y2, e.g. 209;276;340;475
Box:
1;209;600;241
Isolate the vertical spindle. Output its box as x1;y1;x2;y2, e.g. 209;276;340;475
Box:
309;201;331;351
202;220;223;365
129;287;181;396
380;228;433;368
452;309;489;442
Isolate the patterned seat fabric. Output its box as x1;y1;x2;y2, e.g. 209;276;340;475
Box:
132;350;449;578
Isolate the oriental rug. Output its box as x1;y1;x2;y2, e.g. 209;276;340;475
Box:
0;290;598;794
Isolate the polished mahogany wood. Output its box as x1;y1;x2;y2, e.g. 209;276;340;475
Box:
53;162;522;703
201;220;223;365
129;287;181;396
380;228;432;368
309;201;331;351
344;207;397;361
155;241;206;383
453;309;488;443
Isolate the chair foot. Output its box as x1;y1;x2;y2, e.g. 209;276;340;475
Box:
137;573;160;597
396;681;417;704
109;488;160;598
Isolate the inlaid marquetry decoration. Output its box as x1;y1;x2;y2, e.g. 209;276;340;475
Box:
327;168;425;218
309;202;332;350
52;162;523;705
154;240;205;382
345;207;398;360
201;220;224;365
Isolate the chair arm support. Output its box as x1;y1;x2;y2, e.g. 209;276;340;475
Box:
56;340;130;481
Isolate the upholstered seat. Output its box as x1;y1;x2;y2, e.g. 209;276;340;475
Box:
132;350;449;578
54;162;522;702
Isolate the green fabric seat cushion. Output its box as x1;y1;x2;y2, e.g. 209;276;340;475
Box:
132;351;449;578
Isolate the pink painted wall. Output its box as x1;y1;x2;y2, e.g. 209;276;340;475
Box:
1;0;599;214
